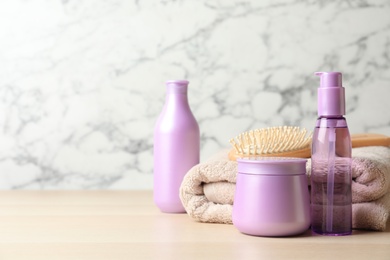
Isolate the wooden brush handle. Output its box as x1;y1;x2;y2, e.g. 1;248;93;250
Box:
351;133;390;148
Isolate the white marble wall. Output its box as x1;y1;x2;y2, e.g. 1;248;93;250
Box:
0;0;389;189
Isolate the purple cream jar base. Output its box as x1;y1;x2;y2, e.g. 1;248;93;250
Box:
232;158;310;237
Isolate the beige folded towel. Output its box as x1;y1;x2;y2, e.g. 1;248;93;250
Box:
179;146;390;231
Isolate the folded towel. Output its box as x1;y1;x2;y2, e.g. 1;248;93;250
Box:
179;146;390;231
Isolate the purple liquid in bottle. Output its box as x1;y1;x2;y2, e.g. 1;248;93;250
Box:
311;118;352;235
153;80;200;213
311;72;352;235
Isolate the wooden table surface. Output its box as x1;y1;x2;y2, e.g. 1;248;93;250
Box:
0;191;389;260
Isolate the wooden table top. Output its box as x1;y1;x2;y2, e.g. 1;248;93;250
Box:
0;190;388;260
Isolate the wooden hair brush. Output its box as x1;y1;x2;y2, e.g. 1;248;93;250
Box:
228;126;390;161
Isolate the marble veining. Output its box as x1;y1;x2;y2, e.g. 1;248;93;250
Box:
0;0;389;189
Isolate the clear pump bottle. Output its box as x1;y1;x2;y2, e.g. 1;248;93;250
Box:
153;80;200;213
311;72;352;236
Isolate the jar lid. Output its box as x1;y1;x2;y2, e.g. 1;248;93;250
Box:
237;157;307;176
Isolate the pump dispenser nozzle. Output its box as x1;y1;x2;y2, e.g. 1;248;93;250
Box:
315;71;345;117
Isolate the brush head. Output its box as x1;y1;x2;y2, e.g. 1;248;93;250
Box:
229;126;312;160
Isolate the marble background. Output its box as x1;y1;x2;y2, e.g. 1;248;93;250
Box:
0;0;389;189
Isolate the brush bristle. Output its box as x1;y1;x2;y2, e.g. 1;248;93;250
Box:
229;126;312;156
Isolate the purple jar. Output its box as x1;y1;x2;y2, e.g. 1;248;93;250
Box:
232;157;310;237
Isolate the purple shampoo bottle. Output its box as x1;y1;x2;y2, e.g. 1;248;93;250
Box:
311;72;352;235
153;80;200;213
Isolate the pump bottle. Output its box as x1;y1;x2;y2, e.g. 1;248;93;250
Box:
153;80;200;213
311;72;352;235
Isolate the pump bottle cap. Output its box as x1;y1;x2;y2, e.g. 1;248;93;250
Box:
315;72;346;117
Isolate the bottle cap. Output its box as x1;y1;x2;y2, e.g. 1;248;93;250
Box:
165;80;189;94
315;72;346;116
166;80;189;86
